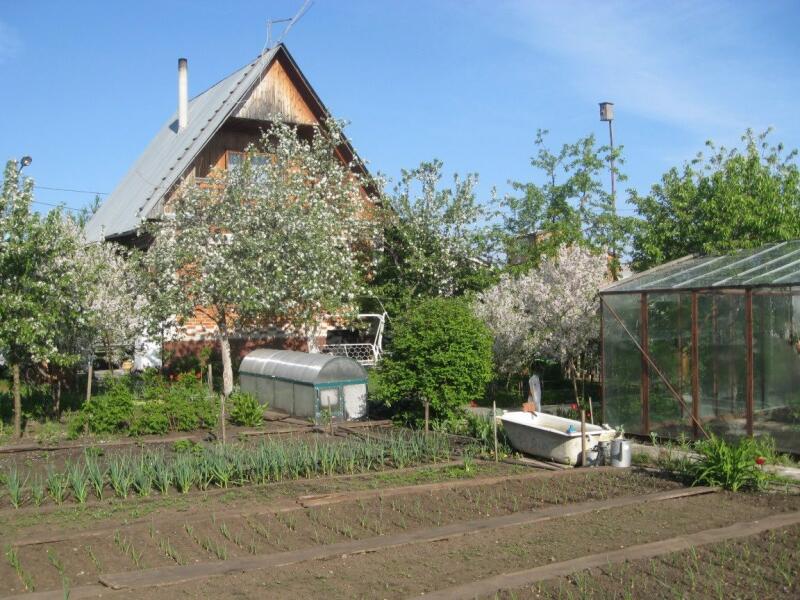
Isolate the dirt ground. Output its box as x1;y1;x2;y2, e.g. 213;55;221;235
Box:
109;490;799;599
499;524;800;600
2;463;798;599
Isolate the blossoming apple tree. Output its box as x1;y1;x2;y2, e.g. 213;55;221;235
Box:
475;245;607;402
142;119;377;399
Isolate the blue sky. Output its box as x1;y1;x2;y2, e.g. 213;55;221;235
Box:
1;1;798;218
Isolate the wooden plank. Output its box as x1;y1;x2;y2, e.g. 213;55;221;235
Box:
98;486;716;591
234;426;308;437
502;456;567;471
418;510;800;600
5;584;108;600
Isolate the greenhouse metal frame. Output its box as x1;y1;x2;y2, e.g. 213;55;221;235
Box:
600;241;800;453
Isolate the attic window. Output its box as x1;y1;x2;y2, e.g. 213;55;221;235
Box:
227;151;269;171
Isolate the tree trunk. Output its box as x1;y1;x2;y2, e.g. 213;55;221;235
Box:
219;334;234;399
305;322;321;353
54;377;61;419
568;359;580;405
12;363;22;438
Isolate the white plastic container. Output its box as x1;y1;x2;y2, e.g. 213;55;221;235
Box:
500;411;617;466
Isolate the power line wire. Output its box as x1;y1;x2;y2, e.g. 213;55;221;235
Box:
34;185;108;195
31;200;82;212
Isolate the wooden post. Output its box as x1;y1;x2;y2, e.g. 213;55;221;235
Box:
691;292;701;440
492;401;498;462
580;409;587;467
588;396;594;425
640;293;650;435
84;360;93;436
207;364;213;392
12;363;21;438
85;361;93;404
220;393;227;444
600;298;606;424
745;289;754;437
423;397;430;433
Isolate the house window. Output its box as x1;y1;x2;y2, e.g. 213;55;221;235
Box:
227;151;269;171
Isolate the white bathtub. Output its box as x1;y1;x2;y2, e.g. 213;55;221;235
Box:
500;411;617;466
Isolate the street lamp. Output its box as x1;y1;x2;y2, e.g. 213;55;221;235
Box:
598;102;615;211
18;155;32;171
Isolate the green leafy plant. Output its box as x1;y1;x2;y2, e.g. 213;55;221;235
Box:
686;434;772;491
5;466;26;508
84;455;106;500
173;439;202;455
30;474;45;506
227;390;263;427
66;462;89;504
46;467;68;504
82;378;135;434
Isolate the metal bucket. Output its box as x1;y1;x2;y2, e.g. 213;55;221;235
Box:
610;439;631;468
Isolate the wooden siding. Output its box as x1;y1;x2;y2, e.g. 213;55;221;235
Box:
234;57;318;125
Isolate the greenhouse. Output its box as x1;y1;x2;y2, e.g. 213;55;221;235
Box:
600;241;800;453
239;349;368;423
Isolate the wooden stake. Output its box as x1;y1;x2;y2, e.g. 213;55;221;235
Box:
492;401;499;462
207;364;213;392
220;393;227;444
588;396;594;425
580;409;587;467
424;397;430;433
83;361;93;436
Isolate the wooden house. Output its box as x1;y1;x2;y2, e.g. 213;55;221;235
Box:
86;44;375;363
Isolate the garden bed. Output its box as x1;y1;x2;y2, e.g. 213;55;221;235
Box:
0;467;682;596
495;522;800;599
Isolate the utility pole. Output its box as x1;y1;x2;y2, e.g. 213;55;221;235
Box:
599;102;618;274
598;102;616;212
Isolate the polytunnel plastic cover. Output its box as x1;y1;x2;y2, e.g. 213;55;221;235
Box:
238;349;368;385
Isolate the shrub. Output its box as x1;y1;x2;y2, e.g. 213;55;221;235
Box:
228;390;263;427
130;402;170;436
77;371;217;437
686;434;772;492
83;378;134;434
163;373;217;430
374;297;494;424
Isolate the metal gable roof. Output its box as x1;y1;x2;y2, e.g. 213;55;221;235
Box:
84;46;281;242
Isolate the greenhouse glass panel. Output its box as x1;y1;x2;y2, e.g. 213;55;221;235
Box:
752;289;800;453
697;292;747;439
602;293;642;434
647;293;693;438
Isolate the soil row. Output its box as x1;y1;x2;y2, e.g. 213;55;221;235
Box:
494;522;800;599
0;470;677;596
98;487;799;599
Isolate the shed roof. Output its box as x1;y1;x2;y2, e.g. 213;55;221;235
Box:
602;240;800;293
239;349;367;385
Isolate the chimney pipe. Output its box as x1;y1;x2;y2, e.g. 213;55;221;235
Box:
178;58;188;130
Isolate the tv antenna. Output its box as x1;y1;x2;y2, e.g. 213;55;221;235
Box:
265;0;313;52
